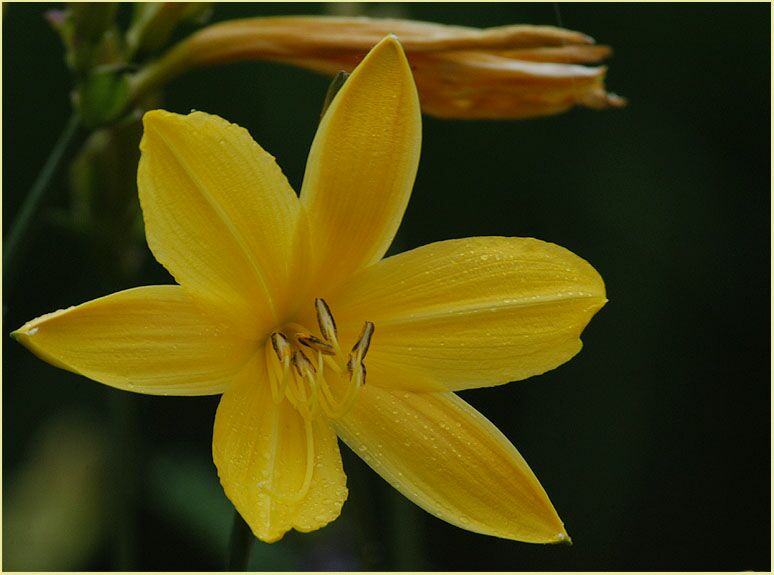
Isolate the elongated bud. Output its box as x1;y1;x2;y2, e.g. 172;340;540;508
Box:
128;16;624;120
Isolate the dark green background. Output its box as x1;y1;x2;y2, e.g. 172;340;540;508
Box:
4;3;770;571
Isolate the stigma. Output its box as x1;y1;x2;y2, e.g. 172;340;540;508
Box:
264;298;373;422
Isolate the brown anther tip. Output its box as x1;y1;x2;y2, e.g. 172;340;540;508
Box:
315;297;338;341
298;333;336;355
292;349;316;375
270;331;290;360
352;321;375;357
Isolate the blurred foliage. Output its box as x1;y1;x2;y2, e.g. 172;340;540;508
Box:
3;411;108;570
3;2;770;571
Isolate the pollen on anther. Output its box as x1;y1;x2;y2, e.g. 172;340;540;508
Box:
297;333;336;355
315;298;338;343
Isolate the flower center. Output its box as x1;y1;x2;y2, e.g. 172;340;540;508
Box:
264;298;373;422
259;300;372;503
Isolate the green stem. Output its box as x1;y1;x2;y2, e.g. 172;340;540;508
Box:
127;41;191;106
227;509;254;571
3;114;81;287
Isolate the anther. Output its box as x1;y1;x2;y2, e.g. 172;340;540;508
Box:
267;333;291;404
315;298;338;343
297;333;336;356
270;332;291;364
265;303;372;421
351;321;375;363
292;349;316;376
356;361;367;387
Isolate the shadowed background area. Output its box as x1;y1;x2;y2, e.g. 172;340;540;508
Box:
3;3;770;571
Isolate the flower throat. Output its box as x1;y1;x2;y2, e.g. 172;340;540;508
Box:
265;298;373;421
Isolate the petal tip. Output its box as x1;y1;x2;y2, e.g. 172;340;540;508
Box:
11;318;43;343
142;108;176;130
376;33;404;50
366;33;411;70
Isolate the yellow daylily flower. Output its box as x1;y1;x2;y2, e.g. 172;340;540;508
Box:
13;37;606;543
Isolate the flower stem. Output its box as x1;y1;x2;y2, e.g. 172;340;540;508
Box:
227;509;254;571
3;114;81;288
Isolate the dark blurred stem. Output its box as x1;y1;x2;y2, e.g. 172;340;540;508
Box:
111;393;138;569
3;114;81;290
227;509;253;570
390;489;426;570
345;453;388;569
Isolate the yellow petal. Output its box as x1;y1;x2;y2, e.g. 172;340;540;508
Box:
139;110;304;337
299;36;421;296
213;356;348;543
329;237;606;392
334;386;568;543
11;286;253;396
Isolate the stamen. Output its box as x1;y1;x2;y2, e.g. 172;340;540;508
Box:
323;354;344;375
297;333;336;356
315;298;338;345
317;352;362;418
263;303;373;422
291;350;319;419
293;348;316;376
351;321;375;363
268;332;291;403
271;331;291;361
